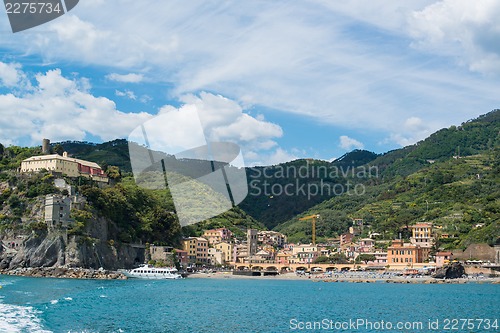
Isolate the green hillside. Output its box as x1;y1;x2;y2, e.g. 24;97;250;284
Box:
274;109;500;246
1;109;498;247
238;151;379;229
276;151;499;247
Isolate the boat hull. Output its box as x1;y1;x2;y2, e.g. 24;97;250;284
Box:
121;265;183;279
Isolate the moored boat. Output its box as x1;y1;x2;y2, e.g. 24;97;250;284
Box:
122;264;182;279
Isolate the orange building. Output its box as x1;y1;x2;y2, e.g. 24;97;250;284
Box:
387;240;426;265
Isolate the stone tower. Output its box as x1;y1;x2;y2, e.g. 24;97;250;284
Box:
42;138;50;154
247;229;258;256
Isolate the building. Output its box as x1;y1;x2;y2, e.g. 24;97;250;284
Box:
297;251;318;264
233;243;248;263
257;231;287;247
435;252;453;268
208;248;224;266
368;251;388;265
202;228;233;245
340;233;354;246
214;242;233;263
182;238;197;263
21;152;108;182
276;251;292;265
45;194;73;229
387;239;427;265
149;246;175;266
174;249;189;268
195;237;208;264
182;237;209;264
358;238;375;252
255;250;273;261
340;242;359;261
291;244;319;264
410;222;434;247
247;229;258;256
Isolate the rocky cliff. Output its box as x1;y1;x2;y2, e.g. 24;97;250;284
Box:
1;229;145;270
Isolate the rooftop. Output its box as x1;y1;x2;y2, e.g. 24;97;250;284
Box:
23;154;102;169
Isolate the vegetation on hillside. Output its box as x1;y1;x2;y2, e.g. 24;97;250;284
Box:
1;109;498;248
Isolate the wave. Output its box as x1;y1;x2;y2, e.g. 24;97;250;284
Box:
0;302;52;333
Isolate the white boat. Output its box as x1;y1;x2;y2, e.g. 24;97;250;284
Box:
122;264;182;279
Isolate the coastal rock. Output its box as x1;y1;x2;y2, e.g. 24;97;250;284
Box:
8;232;66;269
1;222;144;272
432;262;466;279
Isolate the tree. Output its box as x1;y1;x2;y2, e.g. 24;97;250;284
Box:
356;253;376;264
54;144;64;155
313;256;331;264
106;165;122;180
0;143;4;156
330;253;348;264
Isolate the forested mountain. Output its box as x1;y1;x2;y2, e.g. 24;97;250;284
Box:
1;109;498;248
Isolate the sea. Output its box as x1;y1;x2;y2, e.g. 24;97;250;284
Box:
0;275;499;333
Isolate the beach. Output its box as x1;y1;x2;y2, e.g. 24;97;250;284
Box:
188;270;500;284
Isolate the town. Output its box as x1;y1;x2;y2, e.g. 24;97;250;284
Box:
149;223;500;276
1;139;499;280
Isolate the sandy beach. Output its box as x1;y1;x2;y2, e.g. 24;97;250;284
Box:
188;271;500;284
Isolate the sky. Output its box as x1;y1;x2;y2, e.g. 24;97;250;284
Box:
0;0;499;166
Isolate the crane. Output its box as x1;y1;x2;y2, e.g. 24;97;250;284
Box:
299;214;320;245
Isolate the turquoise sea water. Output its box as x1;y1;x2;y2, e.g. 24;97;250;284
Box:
0;275;499;333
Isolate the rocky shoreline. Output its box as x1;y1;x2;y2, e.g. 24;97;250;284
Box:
0;267;127;280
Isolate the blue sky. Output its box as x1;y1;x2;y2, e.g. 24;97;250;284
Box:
0;0;499;166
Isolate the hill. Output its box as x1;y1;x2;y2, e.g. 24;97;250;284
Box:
274;109;500;247
1;109;498;246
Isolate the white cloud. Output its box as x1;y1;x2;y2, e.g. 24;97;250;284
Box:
339;135;364;151
0;62;23;87
115;89;137;100
107;73;144;83
0;1;499;154
129;92;284;164
0;67;152;145
248;148;299;167
180;92;283;146
409;0;500;74
388;116;436;146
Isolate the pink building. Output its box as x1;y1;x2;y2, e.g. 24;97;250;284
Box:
435;252;453;267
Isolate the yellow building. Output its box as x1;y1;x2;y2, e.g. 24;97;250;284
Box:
182;238;197;263
214;242;233;263
410;222;434;247
20;152;108;182
182;237;208;264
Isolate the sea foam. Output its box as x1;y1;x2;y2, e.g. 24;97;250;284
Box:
0;302;52;333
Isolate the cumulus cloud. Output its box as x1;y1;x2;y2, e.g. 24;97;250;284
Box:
339;135;364;151
107;73;144;83
409;0;500;74
0;63;289;164
129;92;284;164
0;62;23;87
180;93;283;146
0;66;152;145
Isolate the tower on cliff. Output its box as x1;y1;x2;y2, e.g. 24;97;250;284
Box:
42;138;50;155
